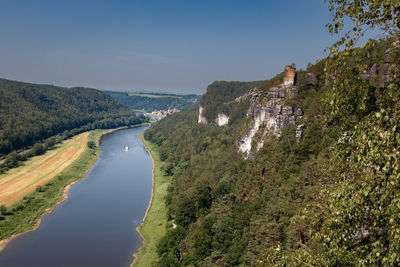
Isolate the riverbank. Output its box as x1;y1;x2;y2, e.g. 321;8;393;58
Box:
132;134;170;266
0;128;109;252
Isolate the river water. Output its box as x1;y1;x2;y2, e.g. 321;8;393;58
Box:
0;126;153;267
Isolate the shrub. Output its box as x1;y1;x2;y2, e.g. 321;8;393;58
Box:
35;185;45;192
87;141;96;149
0;205;7;215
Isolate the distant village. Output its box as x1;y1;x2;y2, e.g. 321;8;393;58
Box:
144;108;181;121
150;107;180;116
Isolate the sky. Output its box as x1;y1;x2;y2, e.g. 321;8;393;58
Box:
0;0;381;94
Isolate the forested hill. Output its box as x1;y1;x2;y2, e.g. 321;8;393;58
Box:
144;34;400;266
0;78;145;155
199;80;264;122
104;91;201;112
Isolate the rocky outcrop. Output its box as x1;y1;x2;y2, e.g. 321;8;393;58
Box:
198;106;229;126
198;106;207;124
296;124;305;139
198;65;305;156
238;83;303;156
215;112;229;126
283;65;296;86
360;61;396;87
304;73;317;86
197;106;229;126
360;38;399;87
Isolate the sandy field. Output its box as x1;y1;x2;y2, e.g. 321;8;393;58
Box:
0;132;89;206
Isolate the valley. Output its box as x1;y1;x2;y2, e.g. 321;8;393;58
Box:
0;0;399;266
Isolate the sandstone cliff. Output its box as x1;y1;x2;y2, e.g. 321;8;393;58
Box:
197;67;305;157
236;65;305;157
215;112;229;126
198;106;229;126
237;85;303;156
198;106;207;124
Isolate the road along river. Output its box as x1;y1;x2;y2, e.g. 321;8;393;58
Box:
0;126;153;267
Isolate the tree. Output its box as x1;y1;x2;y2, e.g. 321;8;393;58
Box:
5;151;18;168
324;0;400;126
257;2;400;266
45;136;57;149
32;143;45;156
325;0;400;52
87;141;96;149
307;1;400;265
35;185;45;192
0;205;7;215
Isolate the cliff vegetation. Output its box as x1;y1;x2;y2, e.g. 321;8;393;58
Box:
143;0;400;263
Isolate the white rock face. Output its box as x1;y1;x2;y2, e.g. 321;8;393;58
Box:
215;112;229;126
238;108;266;154
198;106;207;124
238;86;303;157
296;124;305;139
283;80;294;86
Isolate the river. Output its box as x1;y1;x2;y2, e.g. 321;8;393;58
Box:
0;126;153;267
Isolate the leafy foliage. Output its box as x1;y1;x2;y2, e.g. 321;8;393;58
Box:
325;0;399;52
306;1;400;263
258;1;400;265
306;41;400;266
87;141;96;149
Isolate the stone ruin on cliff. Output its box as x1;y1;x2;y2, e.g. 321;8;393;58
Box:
237;65;304;157
283;65;296;86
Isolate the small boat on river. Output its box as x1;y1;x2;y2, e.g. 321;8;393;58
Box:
124;146;129;151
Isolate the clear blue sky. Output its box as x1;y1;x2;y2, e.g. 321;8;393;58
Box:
0;0;379;94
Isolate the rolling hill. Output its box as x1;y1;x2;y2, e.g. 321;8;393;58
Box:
104;91;200;113
0;78;146;156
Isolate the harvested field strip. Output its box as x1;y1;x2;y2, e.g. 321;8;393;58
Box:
38;157;59;170
0;132;89;206
0;129;106;248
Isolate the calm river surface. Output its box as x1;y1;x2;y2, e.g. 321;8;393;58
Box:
0;126;153;267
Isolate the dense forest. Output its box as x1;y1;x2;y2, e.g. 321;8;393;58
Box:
200;80;264;122
104;91;200;113
144;8;400;264
144;58;331;266
0;78;146;156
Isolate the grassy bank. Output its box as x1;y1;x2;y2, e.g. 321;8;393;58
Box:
133;134;170;266
0;129;105;245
